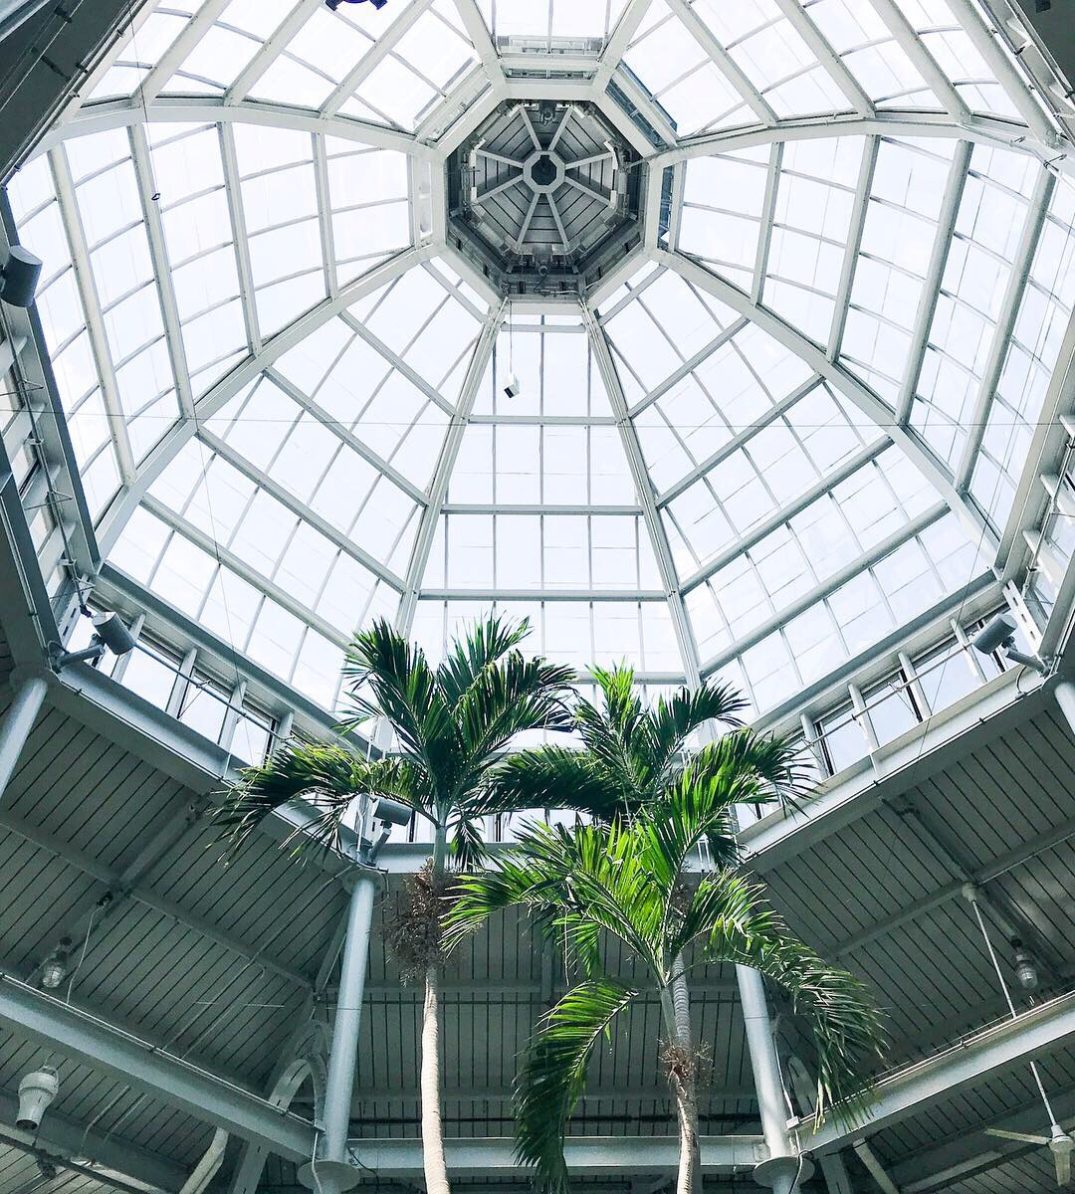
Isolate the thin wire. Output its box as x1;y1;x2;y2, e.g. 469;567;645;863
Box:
64;902;100;1006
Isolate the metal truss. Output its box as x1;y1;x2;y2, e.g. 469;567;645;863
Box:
584;305;704;685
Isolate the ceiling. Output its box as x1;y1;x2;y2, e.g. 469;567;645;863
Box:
4;0;1075;725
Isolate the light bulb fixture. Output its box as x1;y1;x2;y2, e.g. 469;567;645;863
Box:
39;937;72;990
0;246;43;309
52;610;137;670
503;373;521;399
326;0;388;10
1013;940;1039;991
16;1066;58;1130
971;611;1047;674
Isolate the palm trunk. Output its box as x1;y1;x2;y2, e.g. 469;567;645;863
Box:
662;966;700;1194
421;960;450;1194
420;824;450;1194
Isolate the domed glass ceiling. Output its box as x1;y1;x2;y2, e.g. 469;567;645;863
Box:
6;0;1075;716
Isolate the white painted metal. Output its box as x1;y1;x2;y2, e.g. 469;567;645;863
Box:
657;249;1000;555
584;306;702;685
0;674;47;800
894;140;972;424
395;301;503;635
48;148;137;484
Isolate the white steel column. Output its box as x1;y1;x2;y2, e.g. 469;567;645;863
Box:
0;674;47;801
302;871;379;1194
736;965;802;1194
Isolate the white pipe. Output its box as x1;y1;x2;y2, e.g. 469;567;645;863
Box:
180;1128;228;1194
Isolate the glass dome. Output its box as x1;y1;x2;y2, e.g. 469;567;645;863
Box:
7;0;1075;717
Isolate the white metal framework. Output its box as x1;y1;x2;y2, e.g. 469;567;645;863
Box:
6;0;1075;721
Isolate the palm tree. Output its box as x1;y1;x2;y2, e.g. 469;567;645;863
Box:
447;671;884;1194
216;616;576;1194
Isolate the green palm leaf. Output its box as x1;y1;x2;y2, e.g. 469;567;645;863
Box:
515;978;638;1192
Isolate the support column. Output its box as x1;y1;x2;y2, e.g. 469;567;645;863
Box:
0;673;47;801
737;965;803;1194
298;869;379;1193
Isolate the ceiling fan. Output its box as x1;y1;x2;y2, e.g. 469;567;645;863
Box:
984;1123;1074;1186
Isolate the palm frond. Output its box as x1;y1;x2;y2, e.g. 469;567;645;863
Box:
455;651;576;764
686;876;886;1126
475;746;618;819
515;979;637;1192
436;614;532;708
339;619;458;771
645;679;747;778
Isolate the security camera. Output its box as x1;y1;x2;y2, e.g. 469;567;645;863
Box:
52;610;137;670
972;611;1047;674
972;612;1017;655
371;797;411;828
91;611;137;656
358;796;412;865
503;374;521;400
17;1067;58;1130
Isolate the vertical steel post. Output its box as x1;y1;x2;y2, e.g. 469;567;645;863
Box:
0;674;47;801
300;868;378;1194
737;964;802;1193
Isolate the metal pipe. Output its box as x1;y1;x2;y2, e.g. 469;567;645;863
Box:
0;674;47;800
736;965;801;1193
314;869;379;1192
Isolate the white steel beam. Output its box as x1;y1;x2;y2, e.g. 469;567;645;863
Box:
45;97;426;158
697;504;948;674
395;302;504;634
195;429;407;588
995;308;1075;578
657;377;821;506
868;0;970;122
944;0;1060;147
0;806;314;990
265;368;426;504
954;167;1055;489
594;0;654;89
0;976;317;1161
0;1095;185;1194
657;248;1000;554
679;439;890;593
48;147;137;484
651;113;1062;170
129;124;194;418
664;0;775;125
452;0;504;87
752;142;783;306
321;0;435;117
135;0;230;106
350;1135;765;1175
142;495;360;649
827;137;879;359
772;0;874;117
894;139;972;423
226;0;322;105
808;991;1075;1153
95;244;432;558
218;122;261;353
585;307;703;686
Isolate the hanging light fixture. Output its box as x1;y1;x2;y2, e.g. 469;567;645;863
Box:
16;1067;58;1130
39;937;72;990
1013;940;1040;991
